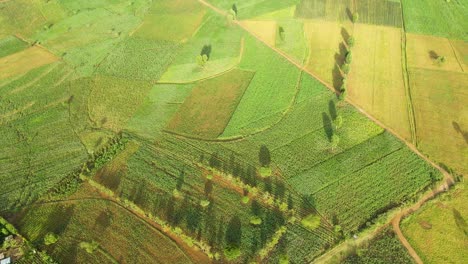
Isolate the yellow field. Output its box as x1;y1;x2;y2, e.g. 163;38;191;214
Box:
402;182;467;264
406;34;464;72
409;68;468;174
240;20;277;46
303;20;346;87
348;23;413;141
0;46;58;80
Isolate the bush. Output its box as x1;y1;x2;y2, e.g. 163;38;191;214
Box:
79;241;99;253
224;246;241;260
44;233;58;245
347;36;355;48
342;63;350;74
301;214;321;230
345;51;353;64
352;12;359;23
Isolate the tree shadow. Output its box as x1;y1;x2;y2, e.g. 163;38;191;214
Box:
332;42;347;92
452;208;468;236
201;44;212;60
346;7;353;22
95;209;113;231
329;100;337;120
429;50;439;60
322;112;333;141
452;121;468;144
341;27;350;43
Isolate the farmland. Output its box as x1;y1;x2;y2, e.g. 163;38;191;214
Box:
0;0;465;263
402;182;467;264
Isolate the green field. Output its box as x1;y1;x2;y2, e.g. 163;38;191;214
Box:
401;0;468;40
0;0;464;263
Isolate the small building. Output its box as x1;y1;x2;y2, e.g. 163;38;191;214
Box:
0;256;11;264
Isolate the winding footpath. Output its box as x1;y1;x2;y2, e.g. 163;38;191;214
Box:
196;1;456;263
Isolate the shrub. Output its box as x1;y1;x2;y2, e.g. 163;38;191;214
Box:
342;63;350;74
345;51;353;64
44;233;58;245
301;214;321;230
79;241;99;253
347;36;355;48
352;12;359;23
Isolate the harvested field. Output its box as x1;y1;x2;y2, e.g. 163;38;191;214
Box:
0;46;58;80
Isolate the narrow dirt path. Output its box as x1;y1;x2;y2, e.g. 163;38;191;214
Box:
391;170;453;264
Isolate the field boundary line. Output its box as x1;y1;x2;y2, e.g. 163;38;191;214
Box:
448;39;465;72
399;3;417;146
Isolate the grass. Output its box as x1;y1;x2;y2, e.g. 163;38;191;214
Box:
0;47;58;80
348;23;413;141
408;68;468;175
401;0;468;40
221;35;301;137
134;0;206;42
342;228;413;264
97;37;180;81
402;182;467;264
88;75;153;132
240;20;277;46
166;69;254;138
125;84;195;140
275;19;308;65
158;13;244;83
0;35;29;58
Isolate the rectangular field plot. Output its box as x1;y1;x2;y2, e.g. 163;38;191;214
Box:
409;68;468;175
406;34;465;72
166;69;254;138
0;35;29;58
134;0;206;42
401;0;468;40
14;196;193;264
88;75;153;132
303;20;347;91
312;147;438;233
402;182;468;264
0;46;58;80
348;23;413;141
97;37;180;81
296;0;402;27
221;35;301;137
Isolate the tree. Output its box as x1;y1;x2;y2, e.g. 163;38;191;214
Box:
347;36;355;48
259;145;271;167
334;115;343;130
44;233;58;245
341;63;350;75
331;134;340;151
224;216;242;260
436;55;446;65
79;241;99;253
231;4;238;15
196;54;208;68
345;51;353;64
352;12;359;23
